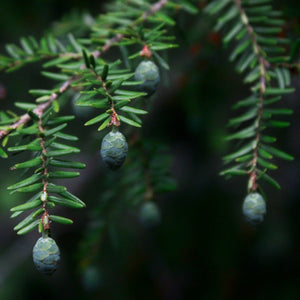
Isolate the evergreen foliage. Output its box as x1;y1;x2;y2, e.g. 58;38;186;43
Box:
205;0;295;194
0;0;298;278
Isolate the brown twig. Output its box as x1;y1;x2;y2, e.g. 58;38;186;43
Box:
92;34;124;59
0;80;71;140
234;0;269;192
142;0;168;20
33;107;52;231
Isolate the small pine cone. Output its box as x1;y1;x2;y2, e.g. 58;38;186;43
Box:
100;129;128;170
139;201;161;227
134;60;160;96
242;193;266;225
32;237;60;275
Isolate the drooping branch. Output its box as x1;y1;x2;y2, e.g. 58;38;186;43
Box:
234;0;270;191
0;0;170;141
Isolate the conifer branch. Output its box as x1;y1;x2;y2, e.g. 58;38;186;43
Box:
207;0;295;192
0;79;71;140
92;0;169;57
1;0;169;73
234;0;269;191
37;118;51;232
89;66;121;127
0;0;170;140
92;34;124;59
142;0;168;20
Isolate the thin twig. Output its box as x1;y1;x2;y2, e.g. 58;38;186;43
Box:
37;117;51;232
91;67;120;126
0;80;71;140
234;0;269;191
142;0;168;20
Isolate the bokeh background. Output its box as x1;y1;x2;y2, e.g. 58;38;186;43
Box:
1;0;300;299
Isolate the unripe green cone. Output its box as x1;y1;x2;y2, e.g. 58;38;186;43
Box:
139;201;161;227
32;237;60;275
100;129;128;170
242;192;266;225
134;60;160;96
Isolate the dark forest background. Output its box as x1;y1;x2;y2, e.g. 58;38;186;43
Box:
1;0;300;299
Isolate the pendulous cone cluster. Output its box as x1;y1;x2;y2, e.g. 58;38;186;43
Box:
100;58;160;171
0;0;185;275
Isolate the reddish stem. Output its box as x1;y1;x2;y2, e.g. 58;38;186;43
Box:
234;0;269;191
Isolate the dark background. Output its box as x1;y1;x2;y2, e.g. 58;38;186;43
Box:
0;0;300;299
